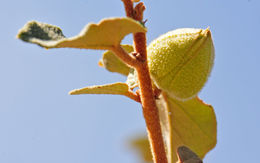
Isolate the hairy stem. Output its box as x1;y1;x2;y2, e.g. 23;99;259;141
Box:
136;63;168;163
121;1;168;163
111;45;138;67
126;90;141;103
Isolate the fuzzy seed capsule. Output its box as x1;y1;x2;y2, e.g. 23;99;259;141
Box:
147;28;214;101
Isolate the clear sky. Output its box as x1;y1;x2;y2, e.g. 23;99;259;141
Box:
1;0;260;162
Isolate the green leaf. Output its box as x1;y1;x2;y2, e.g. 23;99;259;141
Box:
158;95;217;162
69;82;130;96
99;44;133;76
17;21;65;42
131;96;216;163
17;18;146;50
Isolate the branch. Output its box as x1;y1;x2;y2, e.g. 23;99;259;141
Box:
121;0;134;17
125;90;141;103
121;1;168;163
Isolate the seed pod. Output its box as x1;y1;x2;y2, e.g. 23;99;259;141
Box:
147;28;214;101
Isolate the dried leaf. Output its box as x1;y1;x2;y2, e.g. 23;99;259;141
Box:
177;146;202;163
69;82;130;96
99;44;133;76
182;158;203;163
17;18;146;50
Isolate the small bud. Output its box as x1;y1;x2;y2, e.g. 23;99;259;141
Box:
147;28;214;101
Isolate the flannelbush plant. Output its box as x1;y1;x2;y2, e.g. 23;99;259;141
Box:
17;1;216;163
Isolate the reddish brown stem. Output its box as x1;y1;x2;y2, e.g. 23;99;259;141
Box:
111;45;138;67
126;90;141;103
121;0;134;17
121;1;168;163
136;64;168;163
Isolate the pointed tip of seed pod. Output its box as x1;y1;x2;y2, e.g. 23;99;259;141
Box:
201;27;211;36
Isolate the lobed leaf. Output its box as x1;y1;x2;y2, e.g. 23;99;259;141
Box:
17;18;146;50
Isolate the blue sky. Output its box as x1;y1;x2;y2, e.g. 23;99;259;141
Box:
1;0;260;162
